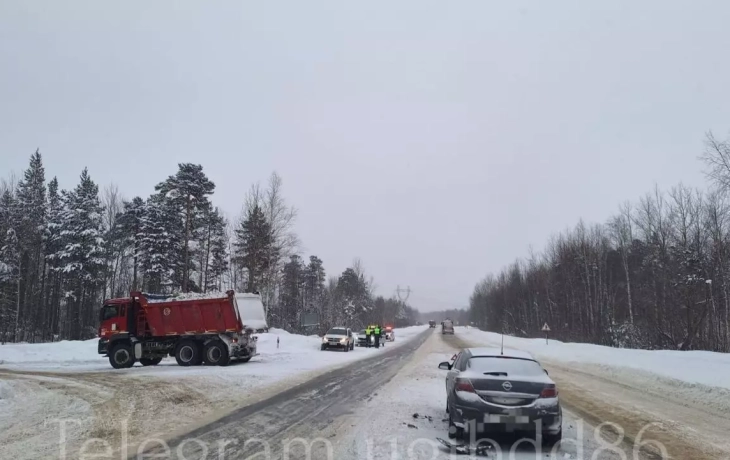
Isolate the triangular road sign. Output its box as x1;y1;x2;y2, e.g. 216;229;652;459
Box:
541;323;551;332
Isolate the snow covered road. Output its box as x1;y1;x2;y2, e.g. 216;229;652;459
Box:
336;331;635;460
0;326;428;459
457;327;730;460
4;326;726;459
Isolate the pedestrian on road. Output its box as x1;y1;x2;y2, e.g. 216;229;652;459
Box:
365;325;372;348
374;324;381;348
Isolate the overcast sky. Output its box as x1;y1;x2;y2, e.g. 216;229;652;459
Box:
2;1;729;312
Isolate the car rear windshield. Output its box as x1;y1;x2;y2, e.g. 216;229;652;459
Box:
467;357;544;376
328;328;346;335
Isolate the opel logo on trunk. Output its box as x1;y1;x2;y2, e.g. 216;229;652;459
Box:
502;381;513;391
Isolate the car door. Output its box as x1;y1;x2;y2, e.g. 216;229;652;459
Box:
446;352;464;395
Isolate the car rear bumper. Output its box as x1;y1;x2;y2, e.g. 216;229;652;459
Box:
451;401;561;435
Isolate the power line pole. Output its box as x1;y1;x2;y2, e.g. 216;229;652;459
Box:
395;285;411;303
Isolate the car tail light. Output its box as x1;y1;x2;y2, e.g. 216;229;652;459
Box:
455;378;475;393
540;385;558;398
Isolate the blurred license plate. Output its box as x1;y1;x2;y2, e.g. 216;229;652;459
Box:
484;414;530;424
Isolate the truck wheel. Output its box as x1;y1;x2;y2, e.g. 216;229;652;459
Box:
140;357;162;366
344;344;350;352
175;340;202;367
203;341;230;366
320;345;326;351
109;343;135;369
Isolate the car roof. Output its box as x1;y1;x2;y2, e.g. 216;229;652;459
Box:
465;347;536;361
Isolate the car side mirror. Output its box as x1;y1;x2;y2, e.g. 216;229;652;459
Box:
438;361;452;370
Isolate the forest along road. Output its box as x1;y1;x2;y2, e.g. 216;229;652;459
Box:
138;328;434;460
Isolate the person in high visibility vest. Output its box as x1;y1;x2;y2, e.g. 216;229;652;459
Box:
365;325;372;348
374;324;381;348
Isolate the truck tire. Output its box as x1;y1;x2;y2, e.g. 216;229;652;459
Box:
109;343;135;369
175;340;202;367
140;357;162;366
203;341;230;366
344;344;350;352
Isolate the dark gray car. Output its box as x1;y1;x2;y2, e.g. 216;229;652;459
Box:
439;347;562;445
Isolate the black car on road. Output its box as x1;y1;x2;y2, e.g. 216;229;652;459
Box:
439;347;562;445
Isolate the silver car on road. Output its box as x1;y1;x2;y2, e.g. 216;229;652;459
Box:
439;347;562;445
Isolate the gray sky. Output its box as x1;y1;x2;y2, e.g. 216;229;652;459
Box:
2;1;729;312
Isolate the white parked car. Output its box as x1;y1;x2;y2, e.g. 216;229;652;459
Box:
321;327;355;351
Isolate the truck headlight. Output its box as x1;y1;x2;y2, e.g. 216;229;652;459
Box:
322;337;328;343
340;338;347;343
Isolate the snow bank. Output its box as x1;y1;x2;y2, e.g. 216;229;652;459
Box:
0;339;103;365
0;325;428;373
458;327;730;390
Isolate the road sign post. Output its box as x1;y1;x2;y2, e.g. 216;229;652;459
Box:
541;323;551;345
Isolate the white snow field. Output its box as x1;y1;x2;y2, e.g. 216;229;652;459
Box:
0;325;428;460
457;327;730;390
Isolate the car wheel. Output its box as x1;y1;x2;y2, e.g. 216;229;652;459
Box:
542;429;562;447
321;344;326;351
109;343;135;369
447;407;463;440
203;341;230;366
175;340;202;367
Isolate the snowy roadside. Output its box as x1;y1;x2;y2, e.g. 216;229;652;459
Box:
457;327;730;459
456;327;730;390
335;332;628;459
0;325;428;460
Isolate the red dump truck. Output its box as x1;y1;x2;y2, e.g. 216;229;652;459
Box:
98;290;258;369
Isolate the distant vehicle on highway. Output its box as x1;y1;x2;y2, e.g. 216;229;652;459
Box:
442;319;454;334
429;320;436;328
385;326;395;342
438;347;562;445
321;327;354;351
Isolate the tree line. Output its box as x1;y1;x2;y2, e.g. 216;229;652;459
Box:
470;132;730;352
0;153;417;342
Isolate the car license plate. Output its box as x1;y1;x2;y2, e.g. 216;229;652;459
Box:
484;414;530;424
